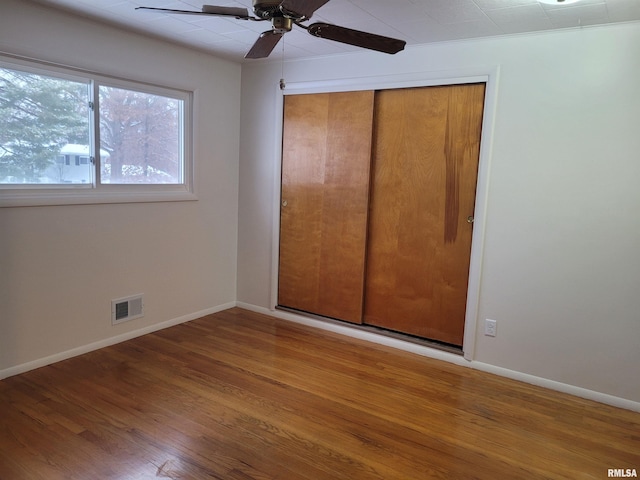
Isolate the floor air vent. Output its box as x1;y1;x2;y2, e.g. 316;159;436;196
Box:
111;294;144;325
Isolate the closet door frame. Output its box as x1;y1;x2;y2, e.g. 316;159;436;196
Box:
269;66;500;361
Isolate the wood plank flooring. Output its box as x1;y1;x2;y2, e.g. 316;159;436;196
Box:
1;307;638;479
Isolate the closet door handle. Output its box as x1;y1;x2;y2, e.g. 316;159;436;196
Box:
282;200;288;207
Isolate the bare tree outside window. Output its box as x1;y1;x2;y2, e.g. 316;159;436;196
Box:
99;86;182;184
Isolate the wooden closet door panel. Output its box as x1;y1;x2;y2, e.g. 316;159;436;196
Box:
364;84;485;346
278;91;374;323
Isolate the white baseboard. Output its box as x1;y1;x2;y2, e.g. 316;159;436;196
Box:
0;302;236;381
236;302;640;413
470;362;640;412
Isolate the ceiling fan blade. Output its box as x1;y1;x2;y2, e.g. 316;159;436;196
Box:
307;23;406;54
245;30;284;59
136;5;252;19
279;0;330;20
201;5;251;18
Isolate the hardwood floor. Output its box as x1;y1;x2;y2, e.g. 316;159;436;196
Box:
1;308;638;479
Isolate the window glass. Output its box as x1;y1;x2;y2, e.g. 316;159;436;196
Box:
0;66;91;185
99;85;183;185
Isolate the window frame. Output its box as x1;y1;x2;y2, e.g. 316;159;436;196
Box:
0;54;195;207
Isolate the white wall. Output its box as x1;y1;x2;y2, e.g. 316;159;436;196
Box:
0;0;240;374
238;23;640;404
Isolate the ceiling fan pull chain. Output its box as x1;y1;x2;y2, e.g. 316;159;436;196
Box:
280;34;286;90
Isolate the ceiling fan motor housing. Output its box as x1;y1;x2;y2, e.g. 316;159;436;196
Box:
252;0;283;19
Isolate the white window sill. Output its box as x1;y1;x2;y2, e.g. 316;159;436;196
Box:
0;187;197;207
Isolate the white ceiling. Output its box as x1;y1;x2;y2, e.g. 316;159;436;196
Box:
29;0;640;62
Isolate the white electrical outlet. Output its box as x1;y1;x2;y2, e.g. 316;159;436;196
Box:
485;319;497;337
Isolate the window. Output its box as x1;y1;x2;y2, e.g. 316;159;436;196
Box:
0;56;193;206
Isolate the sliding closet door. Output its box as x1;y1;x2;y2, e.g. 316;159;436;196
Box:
278;91;374;323
364;84;485;346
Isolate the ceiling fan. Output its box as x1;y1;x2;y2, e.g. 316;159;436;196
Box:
136;0;406;59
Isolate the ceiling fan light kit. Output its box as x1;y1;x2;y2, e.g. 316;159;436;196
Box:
137;0;406;59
